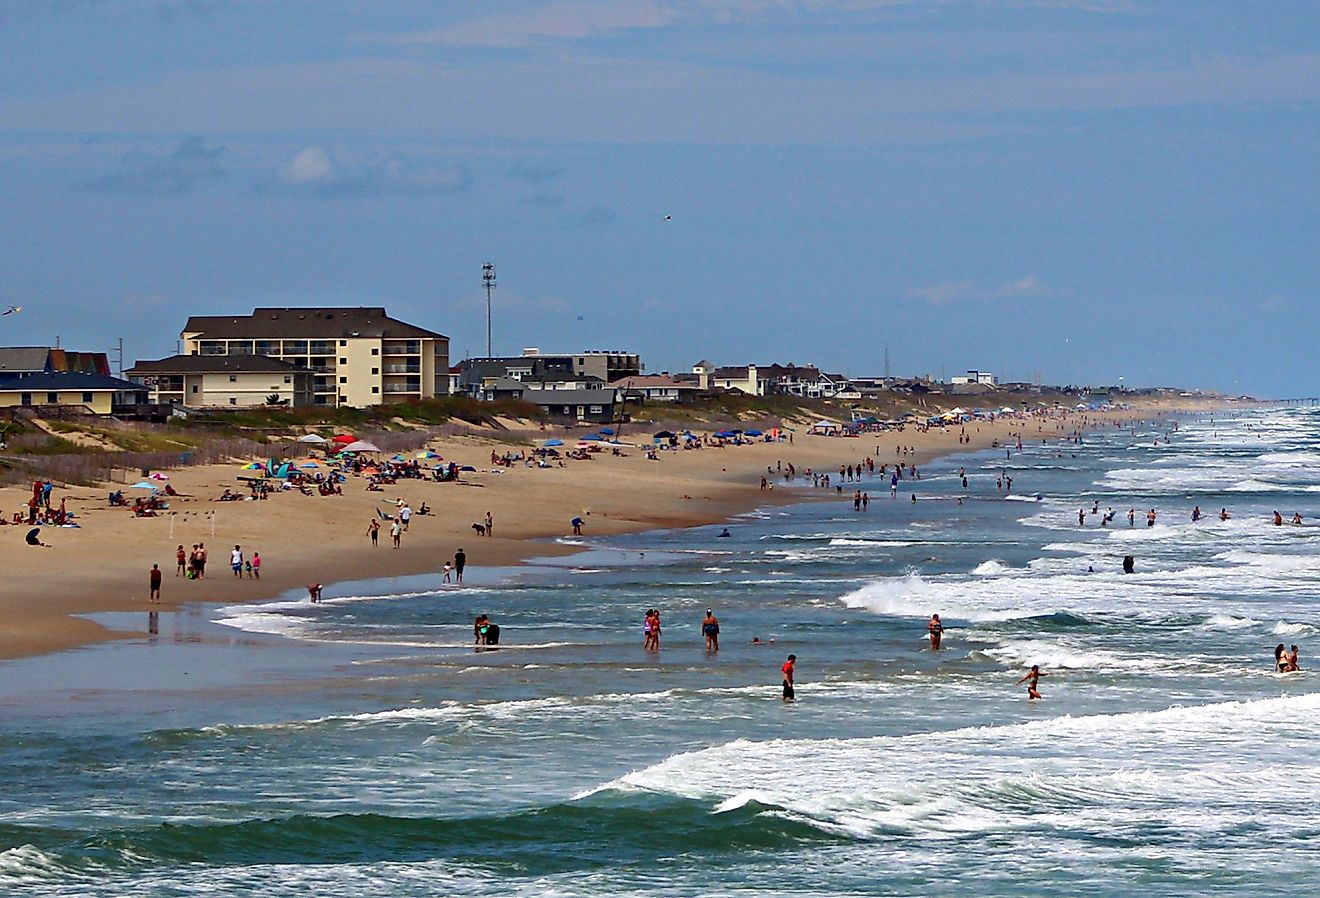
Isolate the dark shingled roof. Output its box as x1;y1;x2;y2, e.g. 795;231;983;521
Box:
0;371;146;392
183;307;447;341
126;355;308;375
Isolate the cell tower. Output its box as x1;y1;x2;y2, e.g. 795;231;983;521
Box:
482;262;497;357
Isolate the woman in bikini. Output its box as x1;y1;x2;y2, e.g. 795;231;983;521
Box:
1015;664;1049;699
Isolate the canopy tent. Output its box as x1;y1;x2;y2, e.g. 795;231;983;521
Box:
653;430;676;439
342;440;382;453
297;434;329;444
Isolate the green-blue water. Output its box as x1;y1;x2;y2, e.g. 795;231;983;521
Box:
3;407;1319;896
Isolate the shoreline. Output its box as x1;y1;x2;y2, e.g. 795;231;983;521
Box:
0;399;1231;663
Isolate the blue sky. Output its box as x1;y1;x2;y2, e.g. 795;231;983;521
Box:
0;1;1316;396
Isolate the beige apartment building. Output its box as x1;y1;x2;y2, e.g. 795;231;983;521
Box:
125;355;315;408
180;307;449;407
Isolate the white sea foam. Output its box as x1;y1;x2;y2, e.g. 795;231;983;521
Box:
605;693;1320;840
971;559;1013;576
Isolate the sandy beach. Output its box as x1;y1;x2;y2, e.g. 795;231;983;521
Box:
0;400;1224;660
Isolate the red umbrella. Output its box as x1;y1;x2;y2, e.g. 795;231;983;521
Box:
331;434;358;444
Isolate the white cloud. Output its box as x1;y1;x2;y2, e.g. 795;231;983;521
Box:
907;275;1047;305
279;146;336;184
267;146;472;197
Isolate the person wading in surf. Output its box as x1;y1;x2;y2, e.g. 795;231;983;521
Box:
1016;664;1050;700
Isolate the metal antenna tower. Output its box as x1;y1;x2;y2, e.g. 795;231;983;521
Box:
482;262;497;357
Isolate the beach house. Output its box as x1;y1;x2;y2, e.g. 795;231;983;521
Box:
179;307;449;407
125;355;316;409
0;371;148;415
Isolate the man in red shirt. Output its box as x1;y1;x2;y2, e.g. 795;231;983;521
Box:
781;654;796;702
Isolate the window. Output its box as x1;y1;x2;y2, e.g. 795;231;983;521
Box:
191;385;199;394
283;376;291;384
20;393;32;406
339;357;347;365
590;405;603;414
339;340;347;347
339;377;347;384
371;386;379;394
229;374;238;382
371;348;379;355
229;397;237;405
47;392;58;404
82;392;93;403
371;367;378;375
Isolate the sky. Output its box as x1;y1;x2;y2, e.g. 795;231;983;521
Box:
0;1;1316;397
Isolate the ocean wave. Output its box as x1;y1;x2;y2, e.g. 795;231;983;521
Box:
604;693;1320;840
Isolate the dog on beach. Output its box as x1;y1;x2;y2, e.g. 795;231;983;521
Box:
472;522;488;536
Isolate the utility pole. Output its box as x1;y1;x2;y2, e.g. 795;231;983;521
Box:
482;262;497;357
112;337;124;377
883;346;890;379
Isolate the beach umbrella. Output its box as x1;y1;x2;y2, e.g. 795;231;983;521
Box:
416;450;440;459
744;429;763;437
542;438;564;447
241;462;265;470
331;434;357;444
297;434;328;444
362;466;380;475
598;427;615;435
148;472;169;480
342;440;382;453
581;434;603;442
129;481;157;489
653;430;675;439
300;462;320;468
391;453;406;461
459;465;477;472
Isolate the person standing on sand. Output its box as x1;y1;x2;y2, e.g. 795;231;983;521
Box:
149;563;162;603
251;552;261;579
454;548;466;584
367;518;380;546
400;503;412;532
485;511;493;537
781;654;796;702
198;543;207;579
390;517;402;548
702;609;720;652
231;545;243;578
927;614;943;650
176;544;186;577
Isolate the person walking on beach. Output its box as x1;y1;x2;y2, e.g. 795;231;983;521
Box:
781;654;796;702
367;518;380;546
251;551;261;579
230;545;243;578
149;563;162;603
390;517;402;548
1016;664;1049;700
441;561;453;583
485;511;493;537
454;548;466;584
197;543;207;579
175;544;186;577
927;614;944;651
400;503;412;532
702;609;720;652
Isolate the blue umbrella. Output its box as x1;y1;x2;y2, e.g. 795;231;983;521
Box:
581;435;603;441
744;429;763;437
543;439;564;447
130;481;157;490
598;427;615;435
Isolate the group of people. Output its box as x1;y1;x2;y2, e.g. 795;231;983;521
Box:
1275;644;1302;673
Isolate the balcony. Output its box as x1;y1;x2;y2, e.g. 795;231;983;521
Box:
382;383;422;394
382;341;421;355
383;364;420;374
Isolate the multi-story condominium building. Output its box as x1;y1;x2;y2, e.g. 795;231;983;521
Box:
180;307;449;407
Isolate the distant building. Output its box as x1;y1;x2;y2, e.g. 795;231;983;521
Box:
471;376;618;423
0;346;112;377
950;370;998;386
458;349;642;395
610;375;702;403
0;372;148;415
700;362;852;398
181;307;449;407
125;355;315;408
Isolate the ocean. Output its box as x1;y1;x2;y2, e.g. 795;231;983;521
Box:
3;406;1319;896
